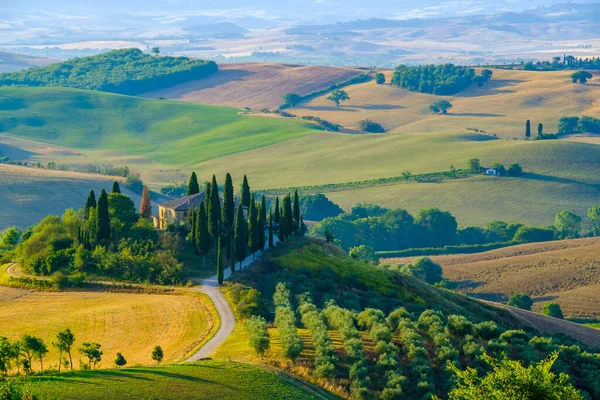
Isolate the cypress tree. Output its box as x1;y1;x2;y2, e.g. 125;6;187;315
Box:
241;175;251;207
293;190;300;231
230;240;236;273
279;215;286;242
247;194;258;259
258;208;266;253
260;195;267;222
538;123;543;137
525;119;531;139
196;200;210;268
268;212;274;248
187;172;200;195
222;173;235;232
217;238;224;285
208;175;221;242
189;206;197;254
283;194;293;235
139;185;152;218
85;190;96;220
96;189;110;244
234;204;247;269
112;181;121;194
274;197;280;223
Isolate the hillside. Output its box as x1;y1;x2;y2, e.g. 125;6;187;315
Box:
0;285;215;366
28;360;332;399
0;49;217;95
383;237;600;319
140;62;364;110
0;164;170;229
0;52;58;73
289;69;600;139
219;238;600;398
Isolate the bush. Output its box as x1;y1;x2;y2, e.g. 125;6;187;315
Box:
541;302;564;319
358;119;385;133
507;293;533;311
283;93;301;106
513;226;555;243
507;163;523;176
375;73;386;84
400;257;443;284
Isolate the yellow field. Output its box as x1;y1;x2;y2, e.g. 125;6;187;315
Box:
289;69;600;138
383;237;600;319
0;286;216;368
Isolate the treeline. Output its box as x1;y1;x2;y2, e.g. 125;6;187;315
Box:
523;55;600;71
313;203;598;252
558;116;600;135
244;282;599;399
391;64;492;95
0;49;218;95
0;328;165;376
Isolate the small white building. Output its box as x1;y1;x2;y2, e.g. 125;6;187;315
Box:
485;168;498;176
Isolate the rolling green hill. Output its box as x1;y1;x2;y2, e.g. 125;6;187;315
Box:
0;86;321;167
27;361;332;400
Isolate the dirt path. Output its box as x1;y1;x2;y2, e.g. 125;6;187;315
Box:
186;234;278;361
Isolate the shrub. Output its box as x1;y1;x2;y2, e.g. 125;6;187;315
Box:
375;73;386;84
541;302;564;319
507;293;533;311
400;257;443;284
358;119;385;133
513;226;555;243
245;315;270;356
507;163;523;176
283;93;302;106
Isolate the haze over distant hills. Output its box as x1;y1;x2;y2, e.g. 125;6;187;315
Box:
1;2;599;67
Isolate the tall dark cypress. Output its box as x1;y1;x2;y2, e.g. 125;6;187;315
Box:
217;238;224;285
85;190;96;220
241;175;251;207
293;190;300;231
222;173;235;231
279;214;286;242
525;119;531;139
268;212;274;248
196;200;210;268
187;172;200;195
247;194;258;259
258;208;266;252
234;204;247;269
537;123;543;137
260;195;267;222
274;197;280;223
283;194;293;235
189;206;197;254
96;189;110;244
112;181;121;194
230;240;236;273
208;175;221;241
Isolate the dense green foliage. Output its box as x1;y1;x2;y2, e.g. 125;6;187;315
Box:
558;115;600;135
299;194;344;221
391;64;491;95
522;55;600;71
16;192;184;284
507;294;533;311
0;49;217;95
358;119;385;133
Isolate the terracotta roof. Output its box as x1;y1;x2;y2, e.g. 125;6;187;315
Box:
158;193;206;211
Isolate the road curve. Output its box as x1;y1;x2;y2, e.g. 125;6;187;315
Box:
186;236;276;361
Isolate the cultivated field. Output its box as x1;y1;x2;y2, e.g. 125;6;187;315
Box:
383;237;600;319
0;164;169;229
141;62;363;110
29;360;332;400
289;69;600;138
0;51;57;73
0;286;216;367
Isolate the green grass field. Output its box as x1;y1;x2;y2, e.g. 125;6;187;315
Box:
27;361;333;400
0;86;321;166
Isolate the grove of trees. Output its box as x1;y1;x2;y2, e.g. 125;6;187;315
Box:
0;48;218;95
391;64;492;95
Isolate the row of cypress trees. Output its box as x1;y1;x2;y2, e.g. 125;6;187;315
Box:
185;173;305;284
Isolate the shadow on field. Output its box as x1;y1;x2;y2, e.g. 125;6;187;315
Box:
520;173;598;188
447;112;504;117
0;142;37;160
303;105;357;112
534;295;559;302
348;104;406;110
454;79;525;97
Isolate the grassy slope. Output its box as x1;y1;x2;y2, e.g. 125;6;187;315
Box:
0;86;321;166
0;164;171;229
288;69;600;138
0;286;215;366
141;62;363;110
383;237;600;319
28;360;332;400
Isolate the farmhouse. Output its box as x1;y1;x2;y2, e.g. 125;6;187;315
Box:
153;193;206;230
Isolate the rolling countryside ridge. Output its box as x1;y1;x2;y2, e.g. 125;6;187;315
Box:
1;2;600;399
